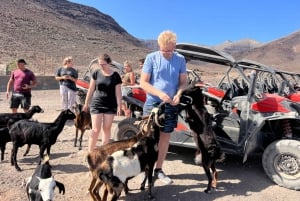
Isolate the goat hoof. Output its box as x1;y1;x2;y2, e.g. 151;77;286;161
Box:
204;189;212;194
15;166;22;171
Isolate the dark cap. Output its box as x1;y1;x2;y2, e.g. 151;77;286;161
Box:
17;59;27;64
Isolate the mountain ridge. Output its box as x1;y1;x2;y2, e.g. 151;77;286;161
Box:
0;0;299;75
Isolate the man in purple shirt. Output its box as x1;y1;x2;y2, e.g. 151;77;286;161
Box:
6;59;37;113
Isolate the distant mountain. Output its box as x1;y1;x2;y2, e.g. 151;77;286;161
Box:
140;39;159;51
0;0;299;75
214;39;263;55
233;31;300;71
0;0;150;75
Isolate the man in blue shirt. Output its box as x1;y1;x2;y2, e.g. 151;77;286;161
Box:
140;30;187;184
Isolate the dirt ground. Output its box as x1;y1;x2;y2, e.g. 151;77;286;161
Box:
0;90;299;201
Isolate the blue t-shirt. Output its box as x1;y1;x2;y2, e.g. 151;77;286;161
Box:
142;51;186;102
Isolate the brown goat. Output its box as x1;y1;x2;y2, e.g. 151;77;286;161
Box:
86;117;153;201
73;103;91;150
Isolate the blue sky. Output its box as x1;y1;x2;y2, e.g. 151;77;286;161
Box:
69;0;299;46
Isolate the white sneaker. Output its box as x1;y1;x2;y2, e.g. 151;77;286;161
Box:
154;170;173;185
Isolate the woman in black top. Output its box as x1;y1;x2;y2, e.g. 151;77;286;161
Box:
83;54;122;152
55;56;78;111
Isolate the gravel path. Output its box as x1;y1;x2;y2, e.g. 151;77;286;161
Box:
0;90;299;201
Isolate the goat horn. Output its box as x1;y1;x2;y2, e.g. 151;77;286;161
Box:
140;119;150;135
180;95;193;106
151;107;164;127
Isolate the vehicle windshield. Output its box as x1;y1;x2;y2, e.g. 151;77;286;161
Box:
82;59;123;82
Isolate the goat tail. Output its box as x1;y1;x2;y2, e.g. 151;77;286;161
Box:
86;154;94;170
86;152;101;170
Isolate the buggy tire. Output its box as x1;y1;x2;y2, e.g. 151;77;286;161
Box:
262;139;300;190
112;118;139;141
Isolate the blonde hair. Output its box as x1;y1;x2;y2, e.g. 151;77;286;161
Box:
157;30;177;47
63;56;73;66
124;60;132;67
123;60;133;72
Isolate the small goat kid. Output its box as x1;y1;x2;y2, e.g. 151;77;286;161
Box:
73;103;91;150
99;132;159;201
86;116;157;201
25;155;65;201
180;86;223;193
9;109;76;171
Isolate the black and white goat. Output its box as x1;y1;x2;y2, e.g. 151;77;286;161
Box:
0;105;44;127
179;86;223;193
25;155;65;201
9;109;76;171
86;114;159;201
99;132;159;201
73;103;91;150
87;136;141;201
0;106;44;161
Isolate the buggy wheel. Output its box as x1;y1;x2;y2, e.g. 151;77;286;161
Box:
112;118;139;141
262;139;300;190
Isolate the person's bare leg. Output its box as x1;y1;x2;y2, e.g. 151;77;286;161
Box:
11;108;18;113
101;114;114;145
155;132;171;169
88;114;103;152
154;131;173;184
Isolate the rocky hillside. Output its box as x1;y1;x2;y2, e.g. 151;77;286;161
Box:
234;31;300;72
214;39;263;55
0;0;299;75
0;0;150;75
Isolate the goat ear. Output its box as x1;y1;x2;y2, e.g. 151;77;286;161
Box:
107;156;114;163
124;149;134;159
55;181;65;194
99;172;109;182
35;176;41;181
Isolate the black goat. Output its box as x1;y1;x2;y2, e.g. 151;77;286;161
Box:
0;106;44;161
0;105;44;127
9;109;76;171
0;127;10;161
25;155;65;201
73;103;91;150
180;86;223;193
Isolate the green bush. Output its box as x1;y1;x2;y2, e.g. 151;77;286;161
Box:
6;60;17;75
